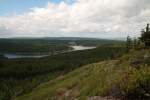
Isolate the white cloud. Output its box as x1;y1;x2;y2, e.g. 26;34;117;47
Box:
0;0;150;38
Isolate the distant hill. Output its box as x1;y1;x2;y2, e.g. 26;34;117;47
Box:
0;37;125;41
15;49;150;100
0;37;125;54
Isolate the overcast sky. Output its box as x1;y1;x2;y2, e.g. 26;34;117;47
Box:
0;0;150;39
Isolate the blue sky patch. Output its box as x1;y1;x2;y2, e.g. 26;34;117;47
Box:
0;0;75;16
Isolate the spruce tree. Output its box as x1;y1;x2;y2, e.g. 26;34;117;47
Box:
140;23;150;47
126;35;132;52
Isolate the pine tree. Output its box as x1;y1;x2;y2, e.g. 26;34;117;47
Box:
126;36;132;52
140;23;150;47
133;38;137;49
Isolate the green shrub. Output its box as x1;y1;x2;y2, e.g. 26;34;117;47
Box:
118;65;150;99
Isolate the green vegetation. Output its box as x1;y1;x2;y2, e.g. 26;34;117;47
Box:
0;43;126;100
0;38;124;54
126;23;150;51
1;35;149;100
15;49;150;100
0;38;71;54
140;23;150;47
126;36;132;52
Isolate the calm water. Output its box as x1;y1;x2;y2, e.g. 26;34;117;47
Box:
4;54;49;59
70;45;96;51
4;45;96;59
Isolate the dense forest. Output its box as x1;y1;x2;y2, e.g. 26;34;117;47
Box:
0;38;124;54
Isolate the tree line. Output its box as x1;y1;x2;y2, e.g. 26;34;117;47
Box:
126;23;150;52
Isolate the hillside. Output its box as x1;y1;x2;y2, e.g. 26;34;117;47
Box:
15;49;150;100
0;46;126;100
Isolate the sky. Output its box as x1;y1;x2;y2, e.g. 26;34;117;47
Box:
0;0;150;38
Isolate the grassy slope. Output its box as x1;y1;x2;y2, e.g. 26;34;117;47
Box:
15;49;150;100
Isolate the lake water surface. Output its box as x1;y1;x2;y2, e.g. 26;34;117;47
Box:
70;46;96;51
4;45;96;59
4;54;49;59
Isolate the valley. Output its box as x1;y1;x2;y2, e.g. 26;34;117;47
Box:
0;38;126;100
